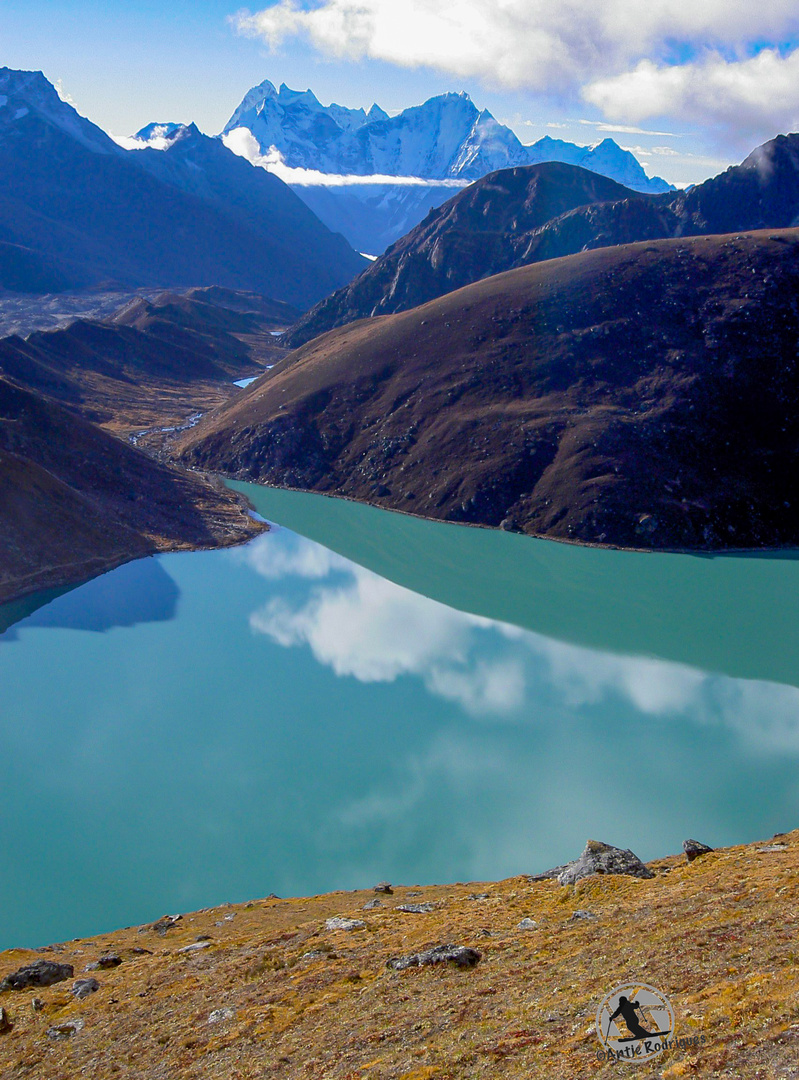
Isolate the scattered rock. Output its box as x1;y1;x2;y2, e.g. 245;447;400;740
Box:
71;978;100;1000
569;910;598;922
683;839;714;863
757;843;788;853
31;999;44;1013
207;1007;235;1025
404;891;423;897
195;935;212;942
47;1018;85;1040
130;947;152;956
468;893;490;900
178;942;211;954
301;949;335;961
387;945;481;971
143;915;182;937
0;1007;13;1034
0;960;74;991
556;840;654;886
517;918;538;930
86;954;122;972
396;903;436;914
362;898;382;911
324;917;365;932
527;863;573;882
373;882;393;894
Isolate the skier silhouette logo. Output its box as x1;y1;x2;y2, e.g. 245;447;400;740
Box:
596;983;675;1063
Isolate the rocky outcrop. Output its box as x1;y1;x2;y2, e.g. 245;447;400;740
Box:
0;960;74;991
386;945;481;971
555;840;654;886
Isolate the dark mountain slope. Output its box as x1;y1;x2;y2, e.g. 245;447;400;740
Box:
286;133;799;346
0;69;365;306
0;377;261;604
286;163;646;343
180;228;799;552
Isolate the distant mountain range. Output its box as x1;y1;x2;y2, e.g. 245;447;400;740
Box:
286;133;799;346
0;68;366;304
219;80;672;252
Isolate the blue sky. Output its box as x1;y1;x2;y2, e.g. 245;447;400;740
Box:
6;1;799;185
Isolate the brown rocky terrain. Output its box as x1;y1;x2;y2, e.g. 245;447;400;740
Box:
178;228;799;552
0;288;294;436
286;132;799;346
0;375;264;604
0;829;796;1079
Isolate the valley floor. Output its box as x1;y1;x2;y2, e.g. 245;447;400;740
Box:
1;831;797;1078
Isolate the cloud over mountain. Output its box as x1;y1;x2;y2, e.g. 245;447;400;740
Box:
234;1;799;149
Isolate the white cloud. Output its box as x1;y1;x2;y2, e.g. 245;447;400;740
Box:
584;48;799;149
577;119;681;137
233;1;799;93
223;127;469;186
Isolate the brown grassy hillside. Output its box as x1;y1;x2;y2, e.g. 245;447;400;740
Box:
179;228;799;552
1;830;796;1079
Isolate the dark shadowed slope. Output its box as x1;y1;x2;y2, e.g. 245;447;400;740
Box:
0;378;262;604
286;162;647;344
0;69;365;306
180;229;799;552
286;133;799;345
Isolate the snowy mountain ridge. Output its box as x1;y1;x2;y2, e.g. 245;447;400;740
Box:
223;79;673;194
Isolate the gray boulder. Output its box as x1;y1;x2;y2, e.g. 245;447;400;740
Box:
1;960;74;991
71;978;100;1000
386;944;481;971
683;838;714;863
557;840;654;885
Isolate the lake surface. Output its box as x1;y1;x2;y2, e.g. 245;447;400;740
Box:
2;483;799;950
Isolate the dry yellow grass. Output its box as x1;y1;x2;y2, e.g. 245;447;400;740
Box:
1;831;798;1079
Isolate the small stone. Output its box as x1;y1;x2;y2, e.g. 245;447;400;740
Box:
387;945;481;971
756;843;788;853
71;978;100;1000
0;1007;13;1034
468;893;490;900
373;882;393;894
569;910;597;921
363;898;382;910
683;839;714;863
324;917;365;932
31;999;44;1013
0;960;74;991
517;918;538;930
178;942;211;954
557;840;654;886
47;1018;84;1040
396;903;436;914
207;1007;235;1025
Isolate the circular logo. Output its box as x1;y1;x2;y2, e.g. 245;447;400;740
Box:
595;983;675;1063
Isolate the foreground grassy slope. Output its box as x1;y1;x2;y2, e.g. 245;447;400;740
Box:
180;228;799;551
1;830;796;1078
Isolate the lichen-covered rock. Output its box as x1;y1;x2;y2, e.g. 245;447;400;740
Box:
373;882;393;894
683;838;714;863
557;840;654;886
387;945;481;971
46;1018;84;1039
517;918;538;930
396;903;436;914
0;960;74;991
325;917;365;931
71;978;100;1000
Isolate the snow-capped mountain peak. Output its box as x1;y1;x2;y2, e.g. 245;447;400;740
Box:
223;79;673;193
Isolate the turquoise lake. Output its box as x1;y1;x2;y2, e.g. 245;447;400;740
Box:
2;482;799;950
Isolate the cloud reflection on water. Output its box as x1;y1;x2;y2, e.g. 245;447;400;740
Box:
237;531;799;751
